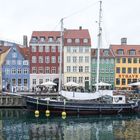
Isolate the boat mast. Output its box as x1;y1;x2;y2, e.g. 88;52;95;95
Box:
59;18;64;92
96;1;102;92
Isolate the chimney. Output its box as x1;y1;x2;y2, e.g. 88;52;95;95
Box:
121;38;127;45
23;35;28;47
79;26;82;30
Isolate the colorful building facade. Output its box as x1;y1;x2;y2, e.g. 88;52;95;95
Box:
91;48;115;90
63;28;91;90
110;38;140;90
2;44;30;92
29;31;62;90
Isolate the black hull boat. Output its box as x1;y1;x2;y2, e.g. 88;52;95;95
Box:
26;96;140;115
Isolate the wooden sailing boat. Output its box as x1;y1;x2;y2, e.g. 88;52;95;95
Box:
26;1;140;115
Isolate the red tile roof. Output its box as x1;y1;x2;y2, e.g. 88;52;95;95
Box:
91;48;114;58
110;45;140;57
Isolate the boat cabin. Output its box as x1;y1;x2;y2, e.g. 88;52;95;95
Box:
113;95;126;104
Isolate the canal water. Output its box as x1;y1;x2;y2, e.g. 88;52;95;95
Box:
0;109;140;140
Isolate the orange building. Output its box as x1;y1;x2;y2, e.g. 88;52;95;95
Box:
110;38;140;90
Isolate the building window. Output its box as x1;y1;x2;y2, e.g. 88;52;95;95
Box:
73;66;77;72
85;66;89;72
67;77;71;82
32;67;37;73
39;79;43;84
127;79;131;84
79;77;83;83
116;67;120;73
32;56;36;63
51;46;56;52
117;49;124;55
31;46;36;52
38;67;44;74
24;79;28;86
128;58;132;63
67;56;71;63
122;58;126;63
103;50;109;56
128;49;136;55
17;60;22;65
12;79;16;86
31;37;38;42
39;56;43;63
67;47;71;53
72;47;77;53
85;56;89;63
11;69;16;74
51;67;56;73
79;47;83;53
67;39;72;43
116;78;120;85
23;69;28;74
73;77;77;83
45;67;50;73
85;48;89;53
83;38;88;43
5;68;10;74
79;66;83;72
133;68;137;74
75;38;80;43
48;37;53;42
18;68;22;74
18;79;21;86
32;79;36;85
116;58;120;63
122;68;126;73
133;58;137;63
45;46;50;52
51;56;56;63
40;37;45;42
92;59;96;64
12;52;17;58
85;77;89;80
67;66;71;72
38;46;43;52
73;56;77;63
128;68;131;73
79;56;83;63
12;60;16;65
45;56;50;63
58;56;60;63
122;79;126;85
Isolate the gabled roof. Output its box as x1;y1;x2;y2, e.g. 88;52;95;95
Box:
110;44;140;57
0;46;10;55
91;48;114;58
17;46;30;60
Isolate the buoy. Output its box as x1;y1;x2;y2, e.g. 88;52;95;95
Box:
35;110;39;115
62;111;66;118
45;110;50;117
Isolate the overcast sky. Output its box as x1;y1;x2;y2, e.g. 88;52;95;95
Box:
0;0;140;47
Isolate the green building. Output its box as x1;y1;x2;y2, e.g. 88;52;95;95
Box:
91;48;115;91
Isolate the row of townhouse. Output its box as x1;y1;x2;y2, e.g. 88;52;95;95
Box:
1;29;140;93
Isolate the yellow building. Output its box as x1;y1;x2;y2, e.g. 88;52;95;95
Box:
110;38;140;90
0;46;10;93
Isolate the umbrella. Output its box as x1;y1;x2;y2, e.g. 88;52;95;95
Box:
93;82;111;86
64;81;79;87
128;82;140;86
40;81;57;86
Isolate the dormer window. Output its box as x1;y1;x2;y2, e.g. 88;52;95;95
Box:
103;50;109;56
32;37;38;42
48;37;53;42
75;38;80;43
83;38;88;43
128;49;136;55
117;49;124;55
40;36;45;42
56;37;61;42
67;39;72;43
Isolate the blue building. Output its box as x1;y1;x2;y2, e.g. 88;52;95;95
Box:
2;44;30;92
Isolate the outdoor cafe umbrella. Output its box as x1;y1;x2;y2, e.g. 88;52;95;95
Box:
64;81;79;87
40;81;57;87
93;82;111;86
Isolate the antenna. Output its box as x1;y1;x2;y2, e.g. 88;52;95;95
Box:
96;1;102;92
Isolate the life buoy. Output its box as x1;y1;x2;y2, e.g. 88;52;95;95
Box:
114;97;119;103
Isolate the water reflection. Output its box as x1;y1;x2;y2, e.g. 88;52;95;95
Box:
0;109;140;140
